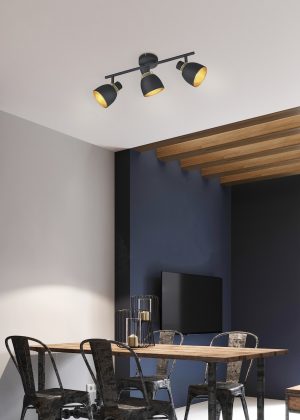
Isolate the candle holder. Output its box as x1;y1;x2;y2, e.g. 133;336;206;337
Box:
115;295;159;347
130;295;160;327
125;317;141;348
116;309;153;347
131;295;159;347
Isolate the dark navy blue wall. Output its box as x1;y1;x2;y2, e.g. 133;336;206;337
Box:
128;150;231;407
232;175;300;399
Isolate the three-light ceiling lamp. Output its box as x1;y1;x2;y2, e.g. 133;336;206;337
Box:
93;51;207;108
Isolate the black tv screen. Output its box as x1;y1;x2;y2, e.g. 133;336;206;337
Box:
161;272;222;334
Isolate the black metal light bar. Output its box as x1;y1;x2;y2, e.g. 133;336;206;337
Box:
105;51;195;80
93;51;207;108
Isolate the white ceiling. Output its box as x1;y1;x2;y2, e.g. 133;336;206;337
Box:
1;0;300;151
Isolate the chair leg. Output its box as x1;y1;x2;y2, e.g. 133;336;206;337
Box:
240;392;250;420
161;404;176;420
184;393;193;420
86;403;94;420
144;388;156;401
166;384;177;420
216;401;222;420
20;405;27;420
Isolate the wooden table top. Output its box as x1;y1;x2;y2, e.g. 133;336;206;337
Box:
30;342;288;363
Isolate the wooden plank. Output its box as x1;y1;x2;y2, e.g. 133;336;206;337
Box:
135;107;300;154
181;130;300;169
156;109;300;161
29;342;288;363
287;396;300;411
111;344;287;362
201;147;300;177
221;161;300;185
287;385;300;394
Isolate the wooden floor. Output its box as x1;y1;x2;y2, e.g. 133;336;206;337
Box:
175;397;289;420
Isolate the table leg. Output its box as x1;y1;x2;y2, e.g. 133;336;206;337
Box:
208;362;217;420
257;357;265;420
38;350;46;390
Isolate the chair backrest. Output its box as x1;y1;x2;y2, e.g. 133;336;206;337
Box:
204;331;259;384
5;335;63;396
80;338;150;408
154;330;184;378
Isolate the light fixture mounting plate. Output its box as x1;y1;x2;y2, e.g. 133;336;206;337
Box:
139;53;158;70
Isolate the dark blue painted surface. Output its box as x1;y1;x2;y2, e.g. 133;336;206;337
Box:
129;150;231;407
232;175;300;399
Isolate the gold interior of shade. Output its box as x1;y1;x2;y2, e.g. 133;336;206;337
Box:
193;66;207;87
93;90;108;108
145;87;164;97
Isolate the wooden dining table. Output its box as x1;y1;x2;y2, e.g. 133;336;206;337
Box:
30;342;288;420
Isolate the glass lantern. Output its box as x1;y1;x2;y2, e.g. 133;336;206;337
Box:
115;309;131;344
130;295;159;328
116;295;159;347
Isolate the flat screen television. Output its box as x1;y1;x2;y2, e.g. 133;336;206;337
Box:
161;271;222;334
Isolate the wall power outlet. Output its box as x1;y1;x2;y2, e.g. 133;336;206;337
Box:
86;383;97;404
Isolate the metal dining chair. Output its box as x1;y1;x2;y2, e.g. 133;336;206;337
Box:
80;338;175;419
117;330;183;419
184;331;259;420
5;335;92;420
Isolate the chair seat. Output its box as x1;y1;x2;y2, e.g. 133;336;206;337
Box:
94;396;173;419
188;382;244;398
30;388;90;405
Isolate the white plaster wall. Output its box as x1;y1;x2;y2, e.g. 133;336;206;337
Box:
0;111;114;419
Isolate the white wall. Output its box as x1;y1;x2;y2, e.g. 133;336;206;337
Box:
0;111;115;419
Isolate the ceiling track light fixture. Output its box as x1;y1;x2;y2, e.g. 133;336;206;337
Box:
93;51;207;108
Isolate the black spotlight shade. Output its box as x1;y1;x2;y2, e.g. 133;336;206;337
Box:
176;61;207;87
141;72;164;97
93;81;122;108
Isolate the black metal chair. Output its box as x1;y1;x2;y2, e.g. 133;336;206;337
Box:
117;330;183;419
184;331;259;420
5;335;92;420
80;338;175;420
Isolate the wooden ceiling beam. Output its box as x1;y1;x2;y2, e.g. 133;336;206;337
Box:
181;130;300;170
220;160;300;185
155;108;300;161
201;147;300;177
135;107;300;154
